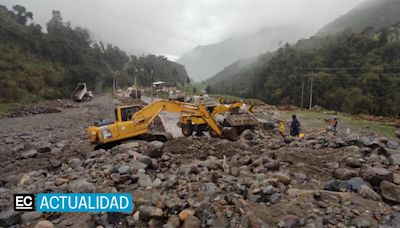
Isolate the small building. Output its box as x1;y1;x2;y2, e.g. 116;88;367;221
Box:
152;81;165;92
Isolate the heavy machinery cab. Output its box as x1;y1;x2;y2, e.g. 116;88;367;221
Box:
116;105;142;122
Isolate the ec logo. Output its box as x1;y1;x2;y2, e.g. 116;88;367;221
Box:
14;194;35;211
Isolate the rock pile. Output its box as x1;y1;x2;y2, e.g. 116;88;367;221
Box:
1;99;76;118
0;127;399;227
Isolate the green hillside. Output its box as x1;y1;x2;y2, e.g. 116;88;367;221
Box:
207;27;400;116
0;4;189;103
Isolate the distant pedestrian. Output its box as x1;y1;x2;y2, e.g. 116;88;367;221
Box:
290;114;300;137
331;117;338;134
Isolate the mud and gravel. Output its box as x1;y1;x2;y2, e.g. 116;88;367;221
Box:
0;94;400;227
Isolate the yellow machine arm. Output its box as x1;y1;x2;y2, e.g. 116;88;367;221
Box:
211;102;242;116
132;100;223;136
212;102;255;115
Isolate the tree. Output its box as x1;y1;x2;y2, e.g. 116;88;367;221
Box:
12;5;33;25
205;85;211;94
46;10;63;33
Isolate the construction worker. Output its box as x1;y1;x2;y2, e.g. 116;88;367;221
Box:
331;117;338;134
290;114;300;137
277;120;286;137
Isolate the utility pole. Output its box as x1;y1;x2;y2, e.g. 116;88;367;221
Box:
309;75;314;110
300;78;304;109
112;74;115;96
134;67;138;99
150;67;154;103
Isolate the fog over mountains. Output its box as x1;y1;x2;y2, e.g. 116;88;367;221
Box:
177;25;314;82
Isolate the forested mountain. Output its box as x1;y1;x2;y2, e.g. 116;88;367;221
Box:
178;25;312;81
317;0;400;36
206;26;400;116
0;4;189;103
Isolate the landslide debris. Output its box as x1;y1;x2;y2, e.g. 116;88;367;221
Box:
1;125;400;227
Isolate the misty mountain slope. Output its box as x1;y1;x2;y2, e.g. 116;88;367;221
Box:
206;25;400;116
318;0;400;36
178;25;312;81
203;53;273;97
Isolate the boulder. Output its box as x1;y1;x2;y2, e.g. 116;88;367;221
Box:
34;220;54;228
350;216;373;228
139;206;157;222
129;160;148;170
68;179;95;193
324;177;369;193
360;167;393;186
278;215;301;228
179;209;195;221
240;129;254;141
182;215;201;228
150;141;164;149
49;159;61;168
68;158;82;168
0;209;21;227
389;153;400;165
272;172;291;185
345;157;362;168
230;166;240;177
166;215;180;227
152;178;162;188
138;173;152;187
148;218;163;228
264;160;280;171
358;185;381;201
21;211;42;223
21;149;37;159
358;137;372;147
387;140;399;149
395;130;400;139
120;142;140;149
166;197;182;209
222;127;239;141
131;151;152;164
380;180;400;203
333;168;358;180
118;165;131;174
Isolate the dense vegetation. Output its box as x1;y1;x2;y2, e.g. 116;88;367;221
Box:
0;5;189;103
207;26;400;117
318;0;400;36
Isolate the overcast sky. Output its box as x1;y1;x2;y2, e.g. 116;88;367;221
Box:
3;0;364;59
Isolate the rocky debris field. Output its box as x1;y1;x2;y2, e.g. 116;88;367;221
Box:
1;127;400;227
0;94;400;227
1;99;78;119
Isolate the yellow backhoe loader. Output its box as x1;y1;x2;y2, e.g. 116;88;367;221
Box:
87;100;223;145
178;101;257;137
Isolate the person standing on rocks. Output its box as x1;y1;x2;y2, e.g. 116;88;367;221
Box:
290;114;300;137
331;117;338;134
277;120;286;137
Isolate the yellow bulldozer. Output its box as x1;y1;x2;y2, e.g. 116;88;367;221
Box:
87;100;256;146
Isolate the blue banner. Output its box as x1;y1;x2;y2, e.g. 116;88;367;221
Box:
36;193;133;213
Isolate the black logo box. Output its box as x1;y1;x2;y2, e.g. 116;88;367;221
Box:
14;194;35;211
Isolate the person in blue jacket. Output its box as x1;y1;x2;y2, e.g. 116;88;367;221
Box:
290;114;300;137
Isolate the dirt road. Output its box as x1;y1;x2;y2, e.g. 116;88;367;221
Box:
0;94;119;177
